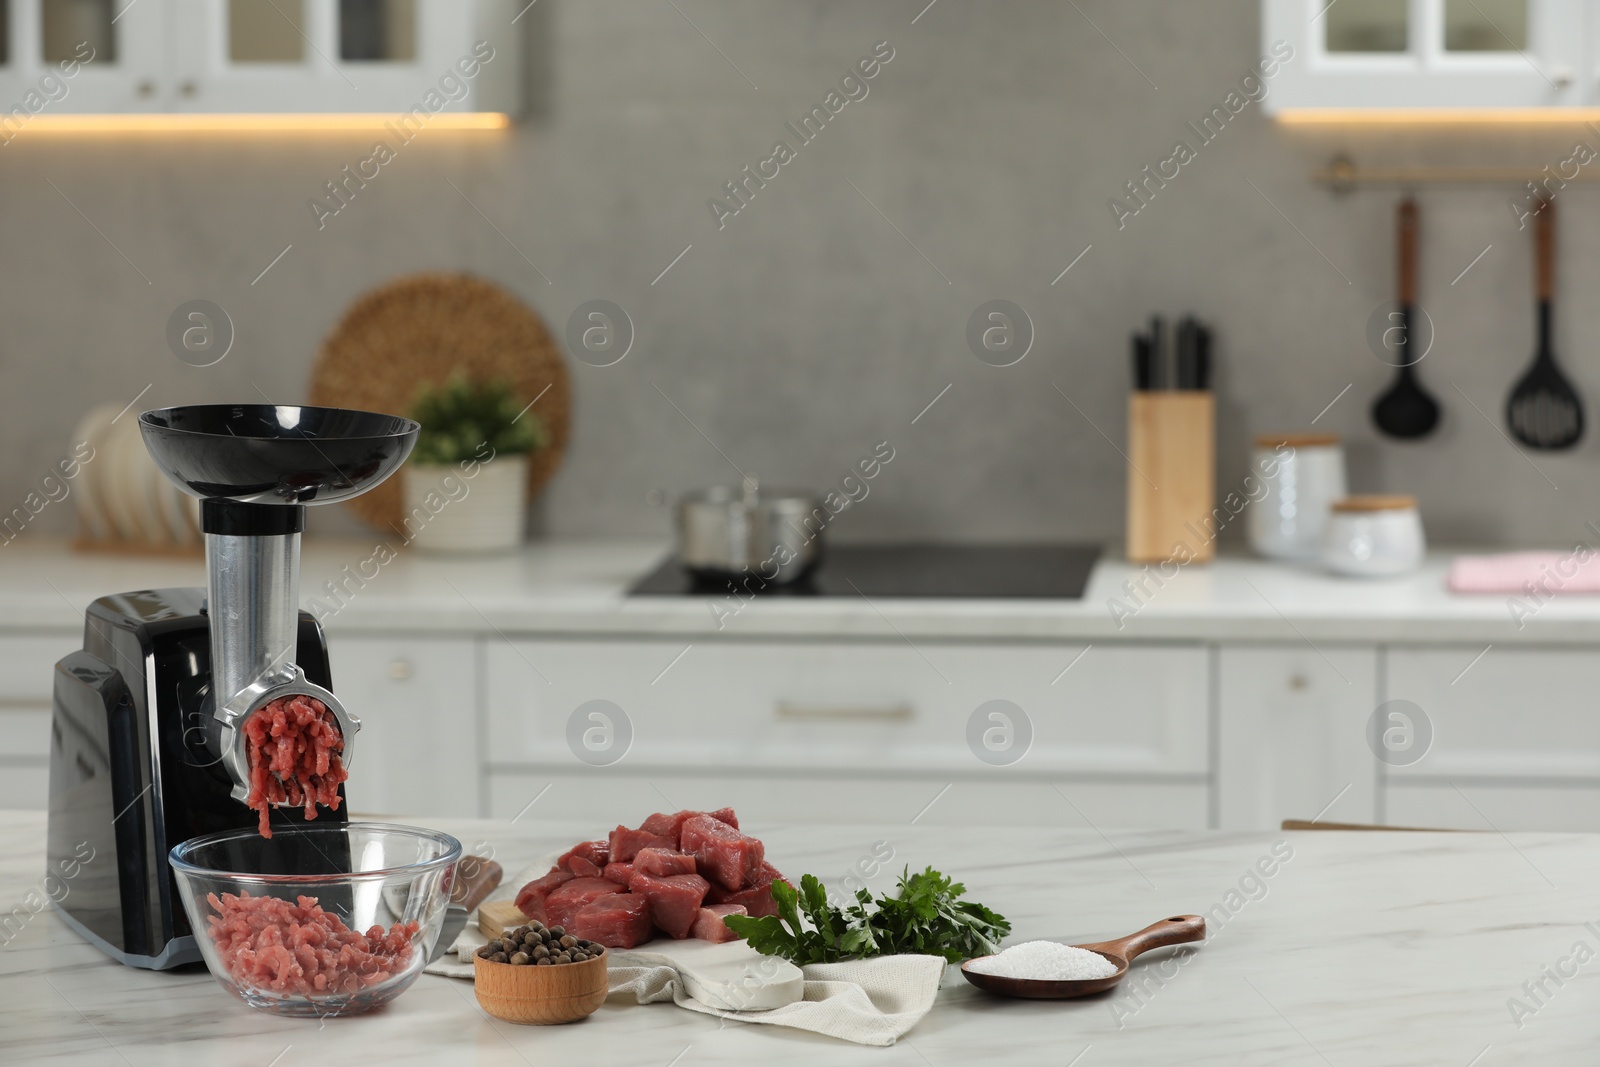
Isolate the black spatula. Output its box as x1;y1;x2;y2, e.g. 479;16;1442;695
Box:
1372;197;1440;440
1507;197;1583;450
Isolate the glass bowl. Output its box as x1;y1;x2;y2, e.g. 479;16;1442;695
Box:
170;822;462;1017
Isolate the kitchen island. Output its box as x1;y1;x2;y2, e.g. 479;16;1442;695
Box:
3;811;1597;1065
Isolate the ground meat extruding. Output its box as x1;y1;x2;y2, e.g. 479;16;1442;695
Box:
205;890;417;997
243;695;348;838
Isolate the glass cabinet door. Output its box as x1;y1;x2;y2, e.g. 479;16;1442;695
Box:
1325;0;1409;53
0;0;164;114
170;0;480;114
1442;0;1527;52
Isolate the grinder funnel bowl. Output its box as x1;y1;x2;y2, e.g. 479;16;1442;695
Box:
139;404;418;800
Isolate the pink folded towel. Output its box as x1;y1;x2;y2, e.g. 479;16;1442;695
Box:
1448;551;1600;595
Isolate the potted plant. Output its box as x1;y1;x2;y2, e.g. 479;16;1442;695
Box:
401;375;542;554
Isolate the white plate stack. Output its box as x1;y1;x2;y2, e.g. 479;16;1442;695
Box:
71;404;201;555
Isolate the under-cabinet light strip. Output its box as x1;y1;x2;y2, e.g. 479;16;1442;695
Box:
1277;108;1600;125
11;113;511;133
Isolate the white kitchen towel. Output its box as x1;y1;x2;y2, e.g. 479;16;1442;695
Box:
607;953;948;1047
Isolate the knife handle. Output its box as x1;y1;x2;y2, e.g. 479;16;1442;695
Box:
451;855;504;911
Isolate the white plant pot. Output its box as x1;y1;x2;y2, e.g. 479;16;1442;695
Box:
400;455;528;554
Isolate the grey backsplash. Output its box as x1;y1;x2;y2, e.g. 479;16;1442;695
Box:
6;0;1597;548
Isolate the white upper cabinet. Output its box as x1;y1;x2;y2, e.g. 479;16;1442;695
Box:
1263;0;1588;113
0;0;521;116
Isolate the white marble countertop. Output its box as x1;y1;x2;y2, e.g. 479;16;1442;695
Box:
2;811;1598;1065
0;536;1592;644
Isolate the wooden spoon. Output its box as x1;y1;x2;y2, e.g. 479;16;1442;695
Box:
960;915;1205;1000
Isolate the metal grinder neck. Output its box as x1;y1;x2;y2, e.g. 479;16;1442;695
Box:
201;500;306;717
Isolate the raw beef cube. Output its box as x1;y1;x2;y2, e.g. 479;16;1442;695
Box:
514;866;573;920
558;840;610;875
639;811;695;847
681;814;765;891
545;877;625;930
706;863;789;918
707;882;779;918
609;825;674;863
634;848;697;877
602;862;635;886
571;892;654;949
627;871;711;939
691;904;747;944
639;809;741;847
568;855;603;878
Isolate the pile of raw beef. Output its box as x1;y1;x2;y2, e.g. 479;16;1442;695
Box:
514;808;788;949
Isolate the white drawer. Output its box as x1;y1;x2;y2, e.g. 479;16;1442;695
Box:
1386;782;1600;833
0;761;48;810
0;635;78;761
484;640;1209;777
0;709;51;759
0;634;79;700
1385;647;1600;779
487;771;1209;830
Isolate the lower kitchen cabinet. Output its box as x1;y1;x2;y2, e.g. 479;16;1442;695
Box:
1218;645;1379;830
11;623;1600;834
485;771;1210;830
329;635;481;818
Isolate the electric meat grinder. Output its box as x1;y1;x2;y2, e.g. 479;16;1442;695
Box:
46;404;418;968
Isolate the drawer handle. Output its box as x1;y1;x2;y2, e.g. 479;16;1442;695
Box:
774;702;913;722
388;658;415;682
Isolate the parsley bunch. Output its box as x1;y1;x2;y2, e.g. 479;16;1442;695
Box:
724;866;1010;965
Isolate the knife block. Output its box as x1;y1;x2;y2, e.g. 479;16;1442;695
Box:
1125;393;1215;564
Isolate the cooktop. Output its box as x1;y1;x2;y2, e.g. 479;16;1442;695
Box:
628;543;1101;599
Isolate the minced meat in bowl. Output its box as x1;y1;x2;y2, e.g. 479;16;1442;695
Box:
170;823;461;1016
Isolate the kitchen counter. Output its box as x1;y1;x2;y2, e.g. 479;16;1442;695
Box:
1;537;1595;644
2;811;1597;1065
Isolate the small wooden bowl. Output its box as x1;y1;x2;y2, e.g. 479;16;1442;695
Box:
473;949;609;1024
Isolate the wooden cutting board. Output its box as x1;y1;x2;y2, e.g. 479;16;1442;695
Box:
612;939;804;1012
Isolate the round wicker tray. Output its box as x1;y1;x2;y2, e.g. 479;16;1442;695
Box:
308;273;571;534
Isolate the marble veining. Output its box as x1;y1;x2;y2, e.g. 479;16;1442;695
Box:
3;812;1599;1064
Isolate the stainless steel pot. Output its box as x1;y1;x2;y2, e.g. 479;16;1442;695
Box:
675;476;824;585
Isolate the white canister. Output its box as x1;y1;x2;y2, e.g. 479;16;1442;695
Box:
1247;434;1347;561
399;454;529;554
1319;495;1425;577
